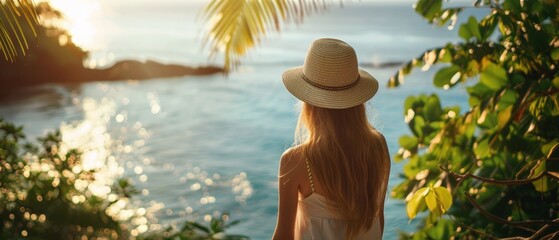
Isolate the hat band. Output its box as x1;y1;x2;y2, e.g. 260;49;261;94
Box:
301;73;360;91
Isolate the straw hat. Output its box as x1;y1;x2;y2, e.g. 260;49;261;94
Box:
282;38;379;109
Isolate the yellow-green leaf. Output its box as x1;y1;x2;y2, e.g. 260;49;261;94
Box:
0;0;38;61
425;190;438;212
202;0;329;71
552;76;559;89
530;160;548;192
552;48;559;61
497;105;512;129
474;138;490;158
407;187;429;220
433;187;452;212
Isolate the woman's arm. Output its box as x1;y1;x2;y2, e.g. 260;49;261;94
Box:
272;149;301;240
379;133;391;236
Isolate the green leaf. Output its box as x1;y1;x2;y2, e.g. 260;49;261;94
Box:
424;95;443;122
458;25;472;41
402;61;414;75
458;16;481;41
403;156;421;177
210;218;221;233
439;47;452;63
527;0;543;14
477;110;498;129
427;219;454;240
188;222;211;233
414;0;442;20
474;138;490;158
479;14;498;41
503;0;521;12
498;89;519;109
224;219;241;228
404;96;418;114
542;141;559;155
412;115;426;138
399;135;419;151
433;66;461;88
407;187;430;220
480;62;508;90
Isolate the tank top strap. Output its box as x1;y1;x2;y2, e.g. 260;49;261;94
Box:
305;159;315;193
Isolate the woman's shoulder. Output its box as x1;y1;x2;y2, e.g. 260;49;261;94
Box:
280;146;304;164
279;146;305;175
371;128;388;142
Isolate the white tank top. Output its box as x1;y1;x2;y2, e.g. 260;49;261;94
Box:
295;159;382;240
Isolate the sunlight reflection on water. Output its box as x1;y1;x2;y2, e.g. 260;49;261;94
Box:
61;98;117;198
52;91;255;237
57;96;161;236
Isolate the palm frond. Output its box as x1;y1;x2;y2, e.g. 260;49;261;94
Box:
0;0;39;62
202;0;334;72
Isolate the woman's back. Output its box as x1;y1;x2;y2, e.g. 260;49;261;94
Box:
295;154;383;240
297;103;390;239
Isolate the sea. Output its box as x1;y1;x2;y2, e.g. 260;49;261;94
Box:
0;1;478;239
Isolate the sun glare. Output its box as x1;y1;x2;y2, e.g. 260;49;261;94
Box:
46;0;102;51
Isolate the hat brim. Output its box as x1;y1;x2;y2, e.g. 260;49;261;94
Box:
282;67;379;109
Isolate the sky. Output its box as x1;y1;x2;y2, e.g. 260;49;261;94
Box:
42;0;474;52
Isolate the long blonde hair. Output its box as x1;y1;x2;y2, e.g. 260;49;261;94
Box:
295;102;390;239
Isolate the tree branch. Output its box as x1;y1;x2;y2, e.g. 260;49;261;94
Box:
440;166;559;186
464;194;537;234
529;219;559;240
541;230;559;240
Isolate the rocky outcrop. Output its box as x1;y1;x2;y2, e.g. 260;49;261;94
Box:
92;60;224;81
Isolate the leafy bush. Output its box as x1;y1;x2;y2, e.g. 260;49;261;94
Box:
392;0;559;239
0;118;124;239
0;118;248;240
138;217;248;240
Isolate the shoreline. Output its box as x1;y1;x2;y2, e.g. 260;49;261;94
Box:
0;59;225;90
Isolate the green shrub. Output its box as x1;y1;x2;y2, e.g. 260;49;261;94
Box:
392;0;559;239
0;118;123;239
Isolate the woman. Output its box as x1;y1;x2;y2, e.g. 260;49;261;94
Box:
273;38;391;240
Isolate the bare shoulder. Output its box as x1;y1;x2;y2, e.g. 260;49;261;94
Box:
279;146;304;175
371;130;391;171
371;129;388;144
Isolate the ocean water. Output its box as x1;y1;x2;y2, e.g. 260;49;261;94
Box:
0;1;476;239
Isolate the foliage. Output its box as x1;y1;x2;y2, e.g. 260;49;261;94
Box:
0;118;248;240
138;216;248;240
201;0;338;71
0;0;39;62
391;0;559;239
406;185;452;221
0;118;125;239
